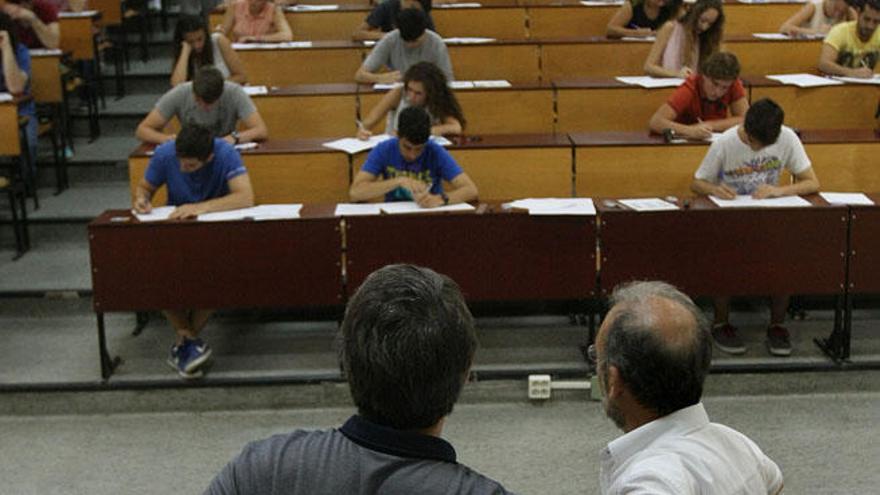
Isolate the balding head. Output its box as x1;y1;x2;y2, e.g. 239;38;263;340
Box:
598;281;712;419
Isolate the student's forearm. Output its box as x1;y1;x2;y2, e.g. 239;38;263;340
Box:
355;67;381;83
31;21;60;49
706;116;743;132
195;189;254;213
779;177;820;196
237;123;267;142
228;71;247;84
818;59;856;77
644;63;679;78
691;179;721;196
170;53;190;86
256;31;292;42
350;178;401;201
607;25;643;38
431;121;462;136
136;125;174;144
1;48;26;93
134;183;154;205
649;115;692;136
447;183;477;204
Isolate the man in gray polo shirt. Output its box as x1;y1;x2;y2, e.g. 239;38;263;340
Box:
205;264;514;495
355;7;454;84
135;66;268;145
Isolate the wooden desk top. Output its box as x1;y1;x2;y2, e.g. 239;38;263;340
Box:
259;83;361;96
571;129;880;147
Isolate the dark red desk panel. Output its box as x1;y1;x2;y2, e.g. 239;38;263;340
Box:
88;206;343;312
344;205;597;301
597;196;848;297
849;193;880;294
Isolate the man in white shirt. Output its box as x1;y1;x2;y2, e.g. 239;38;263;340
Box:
593;280;784;495
691;98;820;357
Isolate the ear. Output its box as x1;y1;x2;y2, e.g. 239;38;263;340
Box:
605;365;625;400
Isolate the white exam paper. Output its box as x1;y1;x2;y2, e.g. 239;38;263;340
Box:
322;134;393;154
752;33;791;40
334;203;383;216
373;82;403;90
620;36;655;42
443;37;495;44
473;79;512;88
0;93;12;103
616;76;684;88
28;48;63;56
232;41;312;49
819;192;874;205
380;202;476;214
831;74;880;85
580;0;624;5
438;2;482;7
765;73;842;87
234;142;259;151
449;80;476;89
506;198;596;216
133;206;175;222
249;204;303;220
243;85;269;95
617;198;679;211
286;4;338;11
59;10;99;17
709;195;812;208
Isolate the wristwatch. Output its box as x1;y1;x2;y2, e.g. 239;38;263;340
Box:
232;131;240;145
441;192;449;205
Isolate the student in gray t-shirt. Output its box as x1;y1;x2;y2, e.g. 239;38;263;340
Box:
205;265;516;495
355;7;454;84
135;66;268;146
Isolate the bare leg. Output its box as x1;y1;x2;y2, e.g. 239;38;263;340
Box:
713;297;731;325
163;310;197;344
190;309;214;337
770;295;790;326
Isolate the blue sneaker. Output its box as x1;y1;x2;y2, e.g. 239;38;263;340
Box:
178;338;212;376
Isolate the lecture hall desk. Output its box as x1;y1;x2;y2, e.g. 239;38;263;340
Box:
554;78;668;132
351;133;575;199
88;205;344;378
128;139;352;205
595;195;848;298
235;41;367;86
0;100;20;156
344;202;597;301
58;10;101;61
849;193;880;296
745;77;880;129
571;129;880;199
252;83;360;139
358;82;556;135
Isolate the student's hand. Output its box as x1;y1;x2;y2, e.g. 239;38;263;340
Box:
239;35;260;43
133;196;152;213
10;6;36;23
377;71;402;84
162;133;177;144
635;27;654;36
415;191;444;208
398;177;427;197
713;184;737;200
683;122;713;140
223;134;236;144
751;184;782;199
678;66;694;78
850;66;874;79
180;40;193;54
169;204;205;219
356;126;372;140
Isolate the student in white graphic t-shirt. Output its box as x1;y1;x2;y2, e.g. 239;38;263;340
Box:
690;98;820;358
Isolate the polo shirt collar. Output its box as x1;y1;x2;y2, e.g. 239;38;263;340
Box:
602;403;709;468
340;414;458;464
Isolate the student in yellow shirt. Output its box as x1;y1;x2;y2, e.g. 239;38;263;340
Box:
818;0;880;78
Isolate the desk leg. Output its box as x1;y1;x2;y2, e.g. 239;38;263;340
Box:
132;311;150;336
814;294;851;363
97;312;122;380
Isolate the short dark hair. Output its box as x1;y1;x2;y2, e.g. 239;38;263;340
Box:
602;281;712;418
339;264;477;430
700;51;740;80
397;106;431;144
192;66;224;104
175;124;215;161
744;98;785;147
398;7;428;42
862;0;880;11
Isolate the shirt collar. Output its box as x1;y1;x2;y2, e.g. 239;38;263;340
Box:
340;414;458;464
603;403;709;468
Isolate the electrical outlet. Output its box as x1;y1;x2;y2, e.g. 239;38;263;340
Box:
528;374;552;400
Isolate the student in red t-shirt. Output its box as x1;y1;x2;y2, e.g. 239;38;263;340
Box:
648;51;748;140
0;0;59;49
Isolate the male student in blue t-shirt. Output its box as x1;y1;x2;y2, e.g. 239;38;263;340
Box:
349;106;478;207
133;124;254;379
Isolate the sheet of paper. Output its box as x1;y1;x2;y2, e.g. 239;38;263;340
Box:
249;204;303;220
286;4;338;11
196;208;252;222
380;202;476;214
59;10;99;17
620;36;655;42
580;0;624;5
334;203;383;216
831;74;880;85
617;198;679;211
506;198;596;216
233;42;312;49
133;206;175;222
616;76;684;88
0;92;12;103
819;192;875;205
373;82;403;90
709;195;812;208
363;40;377;46
449;80;476;89
766;73;842;87
443;37;495;44
234;142;259;151
437;2;482;7
752;32;791;40
473;79;512;88
322;134;393;154
739;0;806;4
28;48;63;56
242;85;269;95
431;136;452;146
